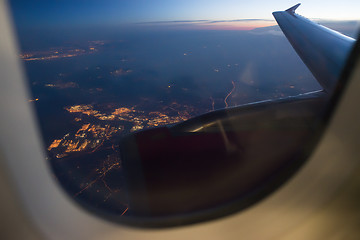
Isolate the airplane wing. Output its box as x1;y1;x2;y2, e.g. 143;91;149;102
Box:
118;4;357;227
273;3;355;93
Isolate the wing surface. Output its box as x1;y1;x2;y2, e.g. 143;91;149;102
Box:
273;4;355;93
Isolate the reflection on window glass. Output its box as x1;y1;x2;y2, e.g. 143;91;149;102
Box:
9;0;359;224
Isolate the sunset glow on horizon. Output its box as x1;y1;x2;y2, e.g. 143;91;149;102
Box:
136;19;277;31
186;20;276;31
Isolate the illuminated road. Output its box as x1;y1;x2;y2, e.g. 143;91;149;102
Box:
224;81;236;108
210;97;215;111
121;207;129;216
74;155;121;198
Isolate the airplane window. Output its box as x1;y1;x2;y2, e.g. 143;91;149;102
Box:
9;1;359;227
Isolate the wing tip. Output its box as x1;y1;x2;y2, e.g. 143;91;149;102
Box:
286;3;301;14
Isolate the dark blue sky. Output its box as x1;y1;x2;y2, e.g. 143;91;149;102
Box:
9;0;276;30
9;0;360;31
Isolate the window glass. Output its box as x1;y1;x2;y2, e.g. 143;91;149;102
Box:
9;0;360;226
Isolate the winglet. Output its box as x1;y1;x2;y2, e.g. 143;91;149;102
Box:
286;3;301;14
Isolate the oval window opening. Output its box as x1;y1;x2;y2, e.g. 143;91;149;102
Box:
9;1;359;227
